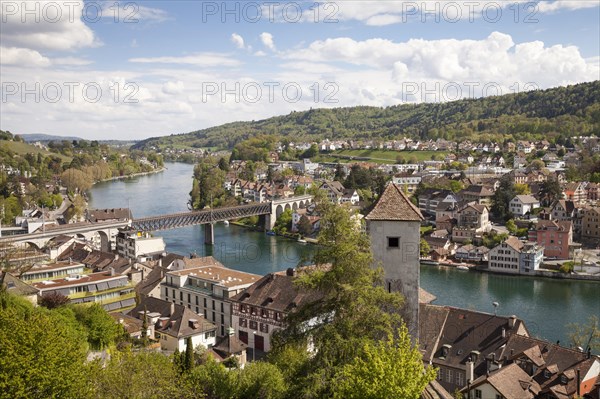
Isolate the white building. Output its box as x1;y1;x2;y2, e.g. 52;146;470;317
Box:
128;297;216;352
161;257;260;337
488;236;544;275
116;229;166;262
509;195;540;217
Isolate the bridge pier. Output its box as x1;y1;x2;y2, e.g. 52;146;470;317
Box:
204;223;214;245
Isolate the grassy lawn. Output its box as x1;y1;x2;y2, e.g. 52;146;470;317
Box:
1;140;72;162
326;149;448;164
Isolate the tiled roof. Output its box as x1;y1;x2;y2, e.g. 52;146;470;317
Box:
231;268;324;314
468;363;540;399
128;297;215;339
2;273;39;296
366;183;423;221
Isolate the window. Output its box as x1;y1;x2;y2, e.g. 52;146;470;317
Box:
204;331;215;339
456;372;464;386
496;395;503;399
204;298;207;307
446;369;453;383
249;320;258;330
387;237;400;248
165;287;168;298
475;389;482;399
187;293;191;303
179;292;183;301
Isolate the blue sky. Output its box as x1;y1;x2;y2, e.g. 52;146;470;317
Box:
1;1;599;140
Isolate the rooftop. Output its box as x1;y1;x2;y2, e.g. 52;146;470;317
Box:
366;183;423;221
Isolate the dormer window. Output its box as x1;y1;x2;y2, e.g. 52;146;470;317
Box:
441;344;452;358
544;370;550;379
560;375;567;384
470;350;480;363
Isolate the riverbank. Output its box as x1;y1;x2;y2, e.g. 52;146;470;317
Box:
230;221;318;245
95;167;166;184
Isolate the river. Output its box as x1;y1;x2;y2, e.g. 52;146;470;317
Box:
89;162;599;344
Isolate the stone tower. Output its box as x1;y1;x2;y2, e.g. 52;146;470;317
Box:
366;183;424;337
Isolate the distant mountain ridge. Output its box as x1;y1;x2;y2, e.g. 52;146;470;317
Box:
130;80;599;151
21;134;84;142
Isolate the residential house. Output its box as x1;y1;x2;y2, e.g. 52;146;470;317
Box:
587;183;600;203
116;229;166;262
161;257;260;337
488;236;544;275
210;327;248;367
20;260;86;282
510;195;541;218
514;152;528;168
419;189;455;216
2;272;39;305
128;297;217;352
45;234;79;260
452;202;491;243
454;244;489;263
341;189;360;205
551;200;583;240
459;185;495;205
319;181;346;203
291;210;321;234
393;173;423;194
529;220;573;259
581;207;600;247
419;304;529;394
31;269;136;311
463;363;541;399
466;334;600;399
563;182;587;203
87;208;131;222
230;267;323;353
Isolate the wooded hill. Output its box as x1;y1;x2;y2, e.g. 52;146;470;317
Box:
132;80;600;151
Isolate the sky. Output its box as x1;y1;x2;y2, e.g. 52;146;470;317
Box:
1;0;599;141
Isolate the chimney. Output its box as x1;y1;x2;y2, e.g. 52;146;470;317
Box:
466;359;474;383
170;320;176;329
189;319;199;329
501;327;506;338
577;369;581;397
158;257;162;267
508;315;517;329
170;302;175;316
115;254;119;260
588;347;592;359
109;267;115;276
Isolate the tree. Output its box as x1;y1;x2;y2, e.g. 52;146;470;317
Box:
92;350;185;399
0;292;90;399
332;326;437;399
539;178;562;207
567;315;600;353
184;337;195;372
270;199;434;397
191;157;228;209
273;209;292;234
39;292;71;309
73;303;121;349
297;215;313;237
420;238;431;258
506;219;517;234
334;163;346;181
237;362;287;399
514;183;531;195
61;168;93;193
491;175;515;221
218;157;230;171
301;144;318;159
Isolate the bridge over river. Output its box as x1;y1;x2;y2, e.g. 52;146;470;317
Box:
0;195;313;250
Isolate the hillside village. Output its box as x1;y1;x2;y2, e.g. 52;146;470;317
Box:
2;132;600;399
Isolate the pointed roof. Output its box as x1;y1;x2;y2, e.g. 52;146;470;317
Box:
366;184;423;221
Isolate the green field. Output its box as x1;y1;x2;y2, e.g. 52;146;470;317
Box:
1;140;72;162
319;149;448;164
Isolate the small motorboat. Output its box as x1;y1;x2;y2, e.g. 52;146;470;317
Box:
456;265;469;271
297;238;307;244
266;231;276;236
223;220;229;226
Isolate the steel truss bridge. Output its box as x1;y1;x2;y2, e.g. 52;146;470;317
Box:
131;202;272;232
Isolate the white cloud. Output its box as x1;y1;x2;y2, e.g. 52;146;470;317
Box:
0;0;99;51
231;33;246;49
303;1;599;26
129;53;241;67
537;1;600;13
0;46;51;67
260;32;276;51
162;80;185;95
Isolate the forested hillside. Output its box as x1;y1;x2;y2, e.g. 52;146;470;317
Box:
133;81;600;151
